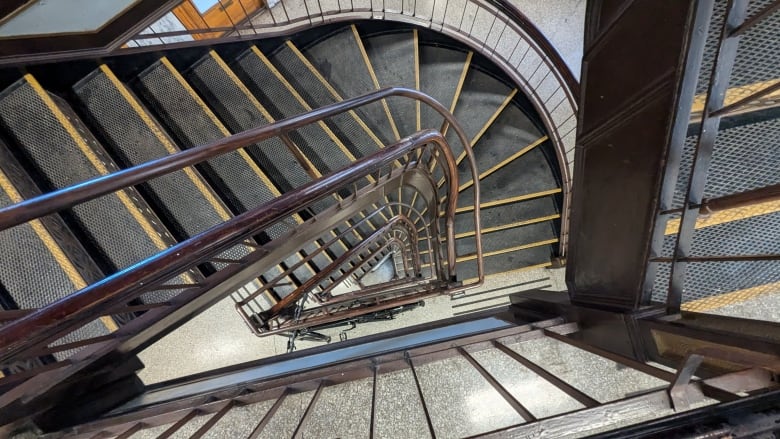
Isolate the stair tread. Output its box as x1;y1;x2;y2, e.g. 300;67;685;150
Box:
446;67;516;160
0;76;181;285
455;221;556;256
73;66;303;309
271;42;383;159
190;51;379;271
419;45;469;130
457;137;558;209
457;245;553;281
456;103;543;191
188;51;313;194
133;59;287;232
0;167;112;358
454;195;560;235
73;67;238;247
303;26;398;144
362;30;418;137
233;47;357;178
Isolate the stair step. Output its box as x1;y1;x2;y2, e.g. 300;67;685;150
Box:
233;46;359;176
457;245;553;282
72;65;290;307
419;45;470;130
456;103;545;192
132;57;314;284
230;45;382;249
187;51;313;195
73;67;247;266
134;58;280;220
302;25;399;144
0;74;191;303
192;50;385;265
272;40;385;160
362;29;418;137
446;69;518;162
455;221;556;256
455;190;561;229
0;151;111;361
187;50;351;274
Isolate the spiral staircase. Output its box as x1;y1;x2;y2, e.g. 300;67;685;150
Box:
1;0;779;438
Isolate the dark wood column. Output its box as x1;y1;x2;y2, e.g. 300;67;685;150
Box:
566;0;714;309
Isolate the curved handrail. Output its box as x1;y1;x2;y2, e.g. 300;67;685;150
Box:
0;87;482;285
126;0;579;100
122;0;575;257
234;200;436;308
0;129;466;363
0;88;460;227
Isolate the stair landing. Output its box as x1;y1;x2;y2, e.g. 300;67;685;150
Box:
137;266;566;383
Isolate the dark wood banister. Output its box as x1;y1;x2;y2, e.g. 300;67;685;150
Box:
0;129;464;364
0;88;469;232
0;87;484;329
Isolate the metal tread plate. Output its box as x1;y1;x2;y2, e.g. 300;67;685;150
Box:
133;59;287;238
233;48;353;177
271;43;382;160
302;26;397;145
0;77;179;280
188;53;313;194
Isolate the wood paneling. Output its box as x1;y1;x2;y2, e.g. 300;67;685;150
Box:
565;0;710;309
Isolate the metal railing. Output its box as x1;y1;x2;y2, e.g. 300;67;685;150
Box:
236;142;462;336
121;0;578;256
0;88;482;414
40;307;780;439
648;0;780;316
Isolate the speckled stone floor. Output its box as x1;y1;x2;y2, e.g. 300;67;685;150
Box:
137;266;564;384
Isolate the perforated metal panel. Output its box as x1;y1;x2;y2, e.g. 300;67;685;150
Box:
674;119;780;204
729;0;780;88
693;212;780;256
271;44;382;160
0;190;82;310
134;60;290;240
74;69;240;248
187;54;313;193
0;166;109;362
0;79;176;276
654;259;780;306
705;119;780;198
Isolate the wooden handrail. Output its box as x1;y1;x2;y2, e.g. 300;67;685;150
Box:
0;130;458;364
0;87;472;232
